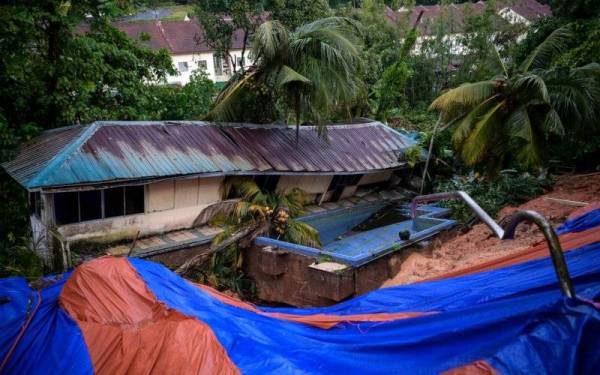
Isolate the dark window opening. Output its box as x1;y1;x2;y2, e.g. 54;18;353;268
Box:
125;185;145;215
54;192;79;225
253;175;280;194
80;190;102;221
104;187;124;218
29;192;42;217
328;174;363;190
53;186;146;225
328;174;363;202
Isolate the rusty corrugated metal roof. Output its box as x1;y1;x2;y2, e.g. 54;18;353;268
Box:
2;121;416;189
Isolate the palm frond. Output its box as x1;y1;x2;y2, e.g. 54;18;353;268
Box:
251;20;289;63
282;219;322;248
452;94;502;146
429;80;498;113
542;108;565;136
208;69;258;121
277;65;311;86
514;73;550;103
486;43;508;77
520;25;572;72
506;107;543;168
460;101;504;166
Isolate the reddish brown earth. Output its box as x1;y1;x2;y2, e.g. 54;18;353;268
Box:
383;173;600;287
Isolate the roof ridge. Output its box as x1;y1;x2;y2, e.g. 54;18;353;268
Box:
28;122;104;188
155;20;174;52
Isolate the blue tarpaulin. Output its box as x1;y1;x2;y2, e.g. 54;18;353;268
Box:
1;209;600;374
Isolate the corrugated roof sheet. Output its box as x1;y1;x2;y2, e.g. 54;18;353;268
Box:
2;120;416;189
91;19;247;54
391;0;551;35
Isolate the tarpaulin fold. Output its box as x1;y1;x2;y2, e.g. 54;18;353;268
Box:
1;207;600;374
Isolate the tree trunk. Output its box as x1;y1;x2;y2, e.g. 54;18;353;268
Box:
295;94;301;145
45;18;62;128
240;29;249;74
175;221;269;276
420;115;442;194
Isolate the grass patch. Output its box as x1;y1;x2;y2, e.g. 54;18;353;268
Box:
162;5;194;21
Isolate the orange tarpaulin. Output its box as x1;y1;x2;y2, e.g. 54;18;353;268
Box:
195;283;434;329
60;257;240;375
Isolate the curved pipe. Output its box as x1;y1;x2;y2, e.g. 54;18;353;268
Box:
410;191;504;237
411;191;575;298
502;210;575;298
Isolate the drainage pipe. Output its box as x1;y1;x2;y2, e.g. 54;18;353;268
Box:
410;191;575;298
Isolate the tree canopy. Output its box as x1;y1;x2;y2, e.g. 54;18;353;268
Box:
210;17;364;138
430;27;600;172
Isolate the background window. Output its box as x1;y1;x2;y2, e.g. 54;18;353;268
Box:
80;190;102;221
177;61;189;72
125;185;145;215
197;60;207;70
104;187;124;218
54;192;79;225
213;56;223;75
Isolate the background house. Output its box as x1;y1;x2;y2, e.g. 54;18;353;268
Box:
387;0;552;55
112;19;251;85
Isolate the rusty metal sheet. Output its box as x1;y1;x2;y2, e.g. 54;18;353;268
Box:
2;121;416;189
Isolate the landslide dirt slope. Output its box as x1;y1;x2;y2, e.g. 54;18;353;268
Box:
383;173;600;287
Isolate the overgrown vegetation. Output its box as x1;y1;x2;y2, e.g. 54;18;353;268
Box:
199;178;320;297
2;0;599;278
210;17;363;137
435;171;552;224
430;27;600;173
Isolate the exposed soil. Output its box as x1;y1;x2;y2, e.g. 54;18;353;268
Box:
382;173;600;287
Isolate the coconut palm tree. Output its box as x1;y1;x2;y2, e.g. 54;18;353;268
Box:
429;26;600;172
175;177;321;294
210;17;363;139
213;177;321;247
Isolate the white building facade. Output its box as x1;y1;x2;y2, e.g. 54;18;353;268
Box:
114;19;252;85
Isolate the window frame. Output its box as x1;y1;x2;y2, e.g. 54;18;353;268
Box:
177;61;189;73
53;185;145;225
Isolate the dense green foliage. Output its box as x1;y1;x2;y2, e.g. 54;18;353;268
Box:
148;72;217;120
210;17;363;136
206;178;320;296
430;28;600;173
0;0;212;276
435;171;551;224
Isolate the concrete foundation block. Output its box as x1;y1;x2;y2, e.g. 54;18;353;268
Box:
257;246;289;276
308;262;355;301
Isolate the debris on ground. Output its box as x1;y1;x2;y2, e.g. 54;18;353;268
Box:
383;173;600;287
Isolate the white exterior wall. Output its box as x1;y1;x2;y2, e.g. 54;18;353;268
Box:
167;49;253;85
277;175;333;194
57;176;224;242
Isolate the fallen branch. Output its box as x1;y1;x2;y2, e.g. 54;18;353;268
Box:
175;221;269;276
542;197;588;207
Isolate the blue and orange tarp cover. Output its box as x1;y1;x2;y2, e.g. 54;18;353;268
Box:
2;206;600;374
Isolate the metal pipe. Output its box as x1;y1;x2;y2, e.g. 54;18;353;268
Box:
410;191;575;298
410;191;504;238
502;210;575;298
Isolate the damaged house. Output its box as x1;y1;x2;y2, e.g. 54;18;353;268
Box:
2;120;413;257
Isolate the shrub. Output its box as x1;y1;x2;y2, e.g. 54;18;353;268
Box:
434;171;552;224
